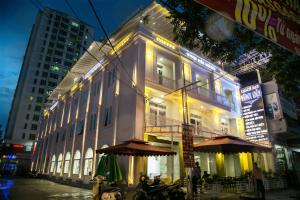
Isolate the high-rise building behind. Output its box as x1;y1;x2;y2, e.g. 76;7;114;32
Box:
5;8;94;150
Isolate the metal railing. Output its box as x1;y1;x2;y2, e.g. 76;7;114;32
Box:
156;75;177;89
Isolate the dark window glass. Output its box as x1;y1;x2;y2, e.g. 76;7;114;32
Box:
65;54;73;60
64;61;72;67
52;28;58;34
24;123;27;129
34;79;37;84
48;81;57;87
49;42;54;47
28;104;32;110
22;133;26;139
36;97;43;103
26;114;30;120
32;87;35;93
50;73;58;79
33;115;40;121
47;49;53;54
42;71;48;78
53;57;61;63
56;43;64;49
35;105;41;112
44;64;50;70
29;134;36;140
40;80;46;86
54;50;63;56
35;70;39;76
45;56;51;61
38;88;45;94
31;124;38;130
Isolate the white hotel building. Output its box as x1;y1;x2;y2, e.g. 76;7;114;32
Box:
32;2;273;185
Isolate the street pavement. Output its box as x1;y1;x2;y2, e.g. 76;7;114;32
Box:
0;178;299;200
0;178;93;200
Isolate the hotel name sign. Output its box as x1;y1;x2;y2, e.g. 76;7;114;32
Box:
241;84;269;142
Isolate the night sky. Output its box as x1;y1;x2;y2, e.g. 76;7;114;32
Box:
0;0;151;132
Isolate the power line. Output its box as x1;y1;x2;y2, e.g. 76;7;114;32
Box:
86;0;145;96
30;0;146;100
64;0;147;99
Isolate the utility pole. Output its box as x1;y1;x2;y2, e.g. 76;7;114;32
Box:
181;64;194;199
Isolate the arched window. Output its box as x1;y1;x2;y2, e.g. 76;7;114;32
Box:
50;155;56;173
84;148;93;176
73;150;81;174
64;152;71;173
56;154;63;173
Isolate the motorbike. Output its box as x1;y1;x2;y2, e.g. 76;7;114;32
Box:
133;175;185;200
90;176;122;200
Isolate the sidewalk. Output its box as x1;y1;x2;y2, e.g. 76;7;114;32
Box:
190;188;300;200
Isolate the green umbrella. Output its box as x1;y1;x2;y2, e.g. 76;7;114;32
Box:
107;154;123;183
95;154;123;183
95;155;108;177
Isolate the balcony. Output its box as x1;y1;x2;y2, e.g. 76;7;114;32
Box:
184;80;231;110
144;113;227;139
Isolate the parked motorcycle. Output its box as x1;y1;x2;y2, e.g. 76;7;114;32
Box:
133;175;185;200
90;176;122;200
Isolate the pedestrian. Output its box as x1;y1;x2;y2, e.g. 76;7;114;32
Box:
191;162;201;195
253;162;265;200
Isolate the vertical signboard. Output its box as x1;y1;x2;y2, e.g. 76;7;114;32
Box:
241;84;269;142
182;124;195;167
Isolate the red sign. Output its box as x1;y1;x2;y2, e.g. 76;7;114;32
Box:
195;0;300;56
182;124;195;168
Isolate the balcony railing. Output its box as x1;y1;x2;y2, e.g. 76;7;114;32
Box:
156;75;176;89
145;113;228;139
184;80;231;109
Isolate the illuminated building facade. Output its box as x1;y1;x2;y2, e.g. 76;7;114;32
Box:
32;2;273;185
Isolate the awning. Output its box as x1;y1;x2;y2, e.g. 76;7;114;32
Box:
96;139;176;156
193;135;272;153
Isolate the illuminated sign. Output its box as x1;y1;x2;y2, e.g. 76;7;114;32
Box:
241;84;268;142
185;51;216;71
155;36;176;50
12;144;24;148
50;101;58;111
110;33;133;55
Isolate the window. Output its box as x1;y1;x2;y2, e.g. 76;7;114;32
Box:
107;68;116;87
34;79;37;84
84;148;93;175
35;70;39;76
36;97;43;103
48;81;57;87
22;133;26;139
72;150;80;174
32;87;35;93
28;104;32;110
56;43;64;49
26;114;30;120
33;115;39;121
53;57;61;63
64;61;72;67
35;105;41;112
38;88;45;94
42;72;48;78
44;64;50;70
56;154;63;174
104;106;112;126
65;53;73;60
76;120;84;135
54;50;63;56
64;152;71;173
50;73;59;79
40;80;46;86
45;56;51;62
29;134;36;140
24;123;27;129
90;113;97;131
31;124;38;130
50;155;56;173
69;124;74;138
37;62;41;68
56;132;59;143
49;42;54;47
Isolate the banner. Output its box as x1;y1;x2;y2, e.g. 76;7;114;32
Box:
241;84;269;142
195;0;300;56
